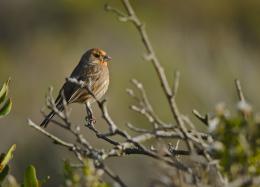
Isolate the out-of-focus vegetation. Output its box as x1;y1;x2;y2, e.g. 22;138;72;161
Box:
1;162;45;187
63;160;110;187
23;165;40;187
1;144;108;187
0;145;16;185
0;81;41;187
211;101;260;180
1;0;260;186
0;78;12;118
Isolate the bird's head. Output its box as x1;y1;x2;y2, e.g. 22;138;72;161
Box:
82;48;112;66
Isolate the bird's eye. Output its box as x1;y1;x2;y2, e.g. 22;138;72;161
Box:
93;53;100;58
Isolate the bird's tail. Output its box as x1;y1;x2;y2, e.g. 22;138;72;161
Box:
40;93;66;128
40;111;55;128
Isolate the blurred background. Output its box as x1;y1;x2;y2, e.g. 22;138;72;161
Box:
1;0;260;186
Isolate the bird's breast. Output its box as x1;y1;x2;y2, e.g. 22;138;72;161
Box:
76;64;109;103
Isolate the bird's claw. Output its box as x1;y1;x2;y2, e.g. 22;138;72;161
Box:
85;116;96;126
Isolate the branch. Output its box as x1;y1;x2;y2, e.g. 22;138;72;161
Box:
172;70;180;98
128;79;167;128
229;176;260;187
192;109;209;126
106;0;194;152
28;119;83;162
235;79;245;102
101;164;128;187
235;79;252;117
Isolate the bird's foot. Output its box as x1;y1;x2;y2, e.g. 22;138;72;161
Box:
85;116;96;127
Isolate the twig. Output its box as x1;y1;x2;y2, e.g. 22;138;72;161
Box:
235;79;245;102
235;79;252;117
106;0;194;152
130;79;166;127
126;122;149;133
28;119;83;162
192;109;209;126
228;175;260;187
172;70;180;98
102;165;128;187
28;119;74;148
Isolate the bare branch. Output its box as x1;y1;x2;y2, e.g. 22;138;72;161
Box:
28;119;83;162
102;165;128;187
235;79;245;102
229;176;260;187
192;109;209;126
106;0;195;152
172;70;180;98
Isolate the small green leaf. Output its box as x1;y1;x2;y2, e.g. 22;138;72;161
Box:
0;144;16;172
0;165;9;184
0;98;12;118
0;78;11;104
23;165;39;187
0;78;12;118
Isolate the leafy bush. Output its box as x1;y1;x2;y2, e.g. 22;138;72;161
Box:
210;101;260;180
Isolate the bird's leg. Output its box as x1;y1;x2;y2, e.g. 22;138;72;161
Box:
85;102;96;126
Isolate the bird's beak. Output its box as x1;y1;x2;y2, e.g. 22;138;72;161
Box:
104;55;112;62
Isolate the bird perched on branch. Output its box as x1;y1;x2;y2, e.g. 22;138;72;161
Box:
40;48;112;127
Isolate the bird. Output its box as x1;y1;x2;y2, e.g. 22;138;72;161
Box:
40;48;112;128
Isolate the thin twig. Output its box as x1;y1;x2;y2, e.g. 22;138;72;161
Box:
235;79;245;102
172;70;180;98
192;109;209;126
28;119;83;162
106;0;194;152
102;165;128;187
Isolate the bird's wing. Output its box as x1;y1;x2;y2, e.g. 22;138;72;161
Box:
65;76;91;104
56;62;101;105
54;62;85;106
62;64;98;104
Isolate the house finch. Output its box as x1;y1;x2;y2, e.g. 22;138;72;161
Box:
40;48;111;127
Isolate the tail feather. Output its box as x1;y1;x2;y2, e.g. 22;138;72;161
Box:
40;111;55;128
40;94;65;128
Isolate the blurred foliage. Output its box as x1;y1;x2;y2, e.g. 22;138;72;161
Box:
0;78;14;187
0;80;41;187
210;101;260;180
0;136;41;187
0;78;12;118
63;159;110;187
22;165;40;187
0;144;16;186
1;156;112;187
1;165;42;187
0;145;16;173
